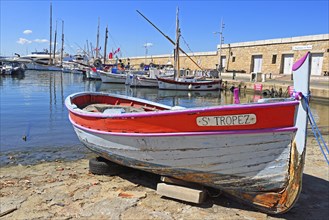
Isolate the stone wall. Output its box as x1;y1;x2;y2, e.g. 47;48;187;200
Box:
115;34;329;76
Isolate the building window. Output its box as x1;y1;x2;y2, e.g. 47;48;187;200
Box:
272;54;277;64
232;56;236;62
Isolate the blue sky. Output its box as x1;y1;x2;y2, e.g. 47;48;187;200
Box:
1;0;328;58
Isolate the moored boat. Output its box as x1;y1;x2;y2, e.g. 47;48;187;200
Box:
138;8;221;91
0;61;26;75
157;76;221;90
85;67;101;80
98;69;127;83
127;67;172;88
17;51;62;71
66;52;311;214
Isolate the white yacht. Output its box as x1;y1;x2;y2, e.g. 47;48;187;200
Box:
17;51;62;71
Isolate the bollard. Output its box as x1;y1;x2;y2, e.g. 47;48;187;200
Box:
233;88;240;104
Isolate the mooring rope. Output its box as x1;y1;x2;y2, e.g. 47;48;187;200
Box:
301;94;329;165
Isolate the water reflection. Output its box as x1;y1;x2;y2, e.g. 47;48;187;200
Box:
0;70;328;166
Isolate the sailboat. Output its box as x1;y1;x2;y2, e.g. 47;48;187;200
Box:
138;8;221;91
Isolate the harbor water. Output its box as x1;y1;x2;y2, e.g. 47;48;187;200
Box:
1;70;328;166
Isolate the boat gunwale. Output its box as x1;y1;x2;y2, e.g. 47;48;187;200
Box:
65;92;299;119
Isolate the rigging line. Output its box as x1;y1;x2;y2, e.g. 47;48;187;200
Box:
309;116;329;164
180;34;195;56
136;10;203;70
303;96;329;165
108;32;126;57
108;32;120;49
304;95;329;155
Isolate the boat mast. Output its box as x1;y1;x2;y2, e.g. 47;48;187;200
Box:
136;10;203;71
103;25;108;64
60;20;64;67
49;2;52;65
214;18;224;76
53;20;57;62
174;7;180;80
90;42;94;58
86;40;90;58
95;17;100;59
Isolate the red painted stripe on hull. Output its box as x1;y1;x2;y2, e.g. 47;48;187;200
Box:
69;105;296;133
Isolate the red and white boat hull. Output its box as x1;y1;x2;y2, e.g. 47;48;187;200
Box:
72;120;295;192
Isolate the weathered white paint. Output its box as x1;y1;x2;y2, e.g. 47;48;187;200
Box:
292;52;311;154
74;126;294;191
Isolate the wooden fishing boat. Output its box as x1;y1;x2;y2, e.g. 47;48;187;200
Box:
126;69;158;88
66;52;311;214
127;68;174;88
157;76;221;90
85;68;101;80
98;69;127;83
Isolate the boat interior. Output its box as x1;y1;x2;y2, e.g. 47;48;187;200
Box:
71;94;169;114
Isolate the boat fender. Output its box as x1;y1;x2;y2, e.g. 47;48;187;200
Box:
93;59;102;68
262;89;271;96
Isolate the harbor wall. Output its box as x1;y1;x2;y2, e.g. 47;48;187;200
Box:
119;34;329;76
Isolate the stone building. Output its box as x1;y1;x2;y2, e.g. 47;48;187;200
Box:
124;34;329;76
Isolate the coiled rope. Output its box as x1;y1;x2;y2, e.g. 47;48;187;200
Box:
300;94;329;165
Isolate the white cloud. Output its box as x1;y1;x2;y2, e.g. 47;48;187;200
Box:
17;38;32;45
23;30;32;35
34;39;49;43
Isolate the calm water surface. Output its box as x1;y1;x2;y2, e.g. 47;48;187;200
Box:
1;71;328;166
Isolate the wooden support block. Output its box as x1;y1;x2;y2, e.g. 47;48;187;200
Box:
156;183;207;204
160;176;199;188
